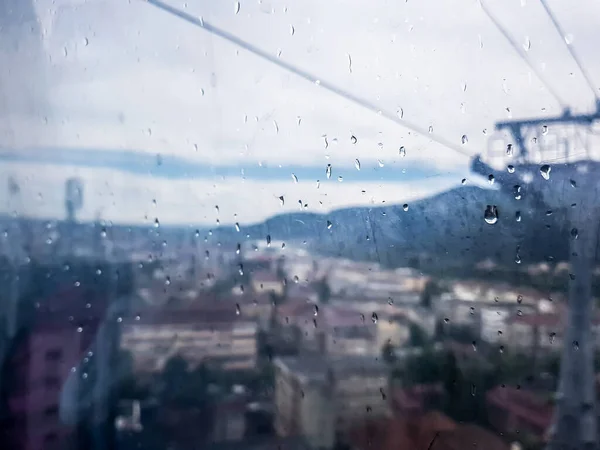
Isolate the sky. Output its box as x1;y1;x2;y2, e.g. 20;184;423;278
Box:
1;0;600;225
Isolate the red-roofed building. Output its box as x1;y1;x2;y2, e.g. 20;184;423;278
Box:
486;386;554;443
251;271;284;296
351;410;507;450
391;383;444;416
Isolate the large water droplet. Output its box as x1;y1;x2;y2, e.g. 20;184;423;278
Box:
540;164;551;180
571;228;579;239
327;220;333;230
461;135;468;144
291;173;299;183
326;164;332;179
266;235;271;247
484;205;499;224
236;303;241;315
402;204;409;212
371;312;378;324
313;305;319;316
507;165;515;173
355;159;361;171
279;195;285;206
351;135;357;144
235;222;240;232
399;146;406;157
515;211;522;222
488;174;495;185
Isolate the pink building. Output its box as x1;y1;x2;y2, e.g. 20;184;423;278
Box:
1;287;107;450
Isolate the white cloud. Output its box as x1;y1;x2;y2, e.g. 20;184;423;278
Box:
2;0;600;223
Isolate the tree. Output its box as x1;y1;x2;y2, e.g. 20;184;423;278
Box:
420;279;442;308
313;277;331;304
381;341;396;364
409;324;429;348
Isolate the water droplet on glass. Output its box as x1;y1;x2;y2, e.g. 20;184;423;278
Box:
517;294;523;304
291;173;299;183
313;305;319;316
428;125;434;133
571;228;579;239
378;160;384;168
355;159;361;171
234;1;240;14
327;220;333;230
402;204;409;212
326;164;332;179
514;185;522;200
238;264;244;276
266;235;271;247
83;37;89;47
290;25;295;35
542;125;548;135
279;195;285;206
350;135;357;144
236;303;241;315
506;144;513;157
461;134;468;144
564;34;574;45
399;146;406;157
397;108;404;119
523;36;531;51
235;222;240;232
549;332;556;344
371;312;378;324
488;174;495;185
484;205;499;225
77;327;83;333
570;179;577;188
154;218;160;228
540;164;551;180
338;176;343;182
507;165;515;174
461;178;467;185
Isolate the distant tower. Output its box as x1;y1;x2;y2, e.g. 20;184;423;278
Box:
65;178;84;223
62;178;84;257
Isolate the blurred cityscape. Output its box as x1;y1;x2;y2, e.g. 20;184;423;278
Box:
0;187;595;450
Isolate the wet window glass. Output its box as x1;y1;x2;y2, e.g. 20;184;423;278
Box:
1;0;600;449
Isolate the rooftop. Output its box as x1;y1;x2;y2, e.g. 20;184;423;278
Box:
486;385;554;430
274;354;387;383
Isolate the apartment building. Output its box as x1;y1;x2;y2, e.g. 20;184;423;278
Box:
121;307;257;373
274;355;389;449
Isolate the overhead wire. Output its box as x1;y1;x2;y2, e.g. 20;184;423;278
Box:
539;0;599;105
479;0;570;111
143;0;473;159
